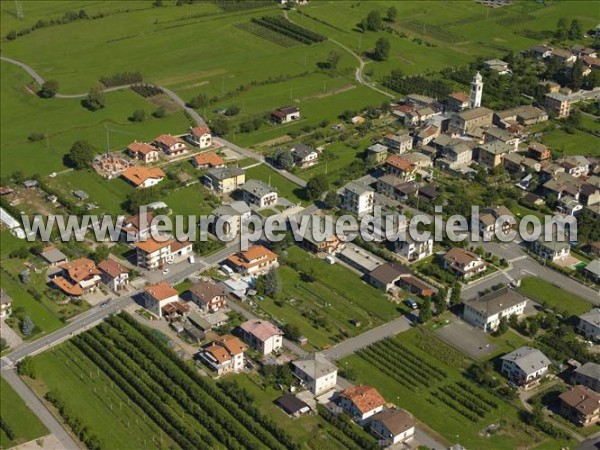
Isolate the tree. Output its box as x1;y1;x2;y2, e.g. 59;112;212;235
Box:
225;105;240;116
386;6;398;22
67;140;95;169
153;106;166;118
306;174;329;201
569;19;582;40
373;37;391;61
281;323;301;341
496;316;509;335
188;93;208;109
20;316;35;337
17;356;36;379
365;10;382;31
556;18;569;40
83;86;105;111
419;298;432;323
450;281;461;306
0;337;7;352
433;288;447;315
569;59;585;91
264;269;281;297
323;191;340;209
131;109;146;122
211;117;229;136
271;148;294;170
326;50;342;70
92;244;110;263
39;80;59;98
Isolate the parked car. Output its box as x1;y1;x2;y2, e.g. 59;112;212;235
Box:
405;298;418;310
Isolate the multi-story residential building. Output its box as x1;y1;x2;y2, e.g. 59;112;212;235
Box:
366;143;389;164
577;308;600;342
290;143;318;168
559;155;590;178
439;143;474;169
545;92;571;118
339;385;386;422
530;236;571;261
442;247;487;279
395;235;433;262
559;386;600;427
240;179;278;208
340;182;374;217
188;125;212;149
292;352;337;396
447;91;470;112
225;245;278;275
528;142;552;161
134;237;193;270
483;127;520;152
572;362;600;392
476;205;515;240
382;133;413;154
211;201;252;239
239;319;283;355
501;347;551;388
204;167;246;193
199;335;246;375
120;211;156;242
189;280;227;313
370;409;415;446
384;155;417;181
153;134;187;156
143;282;180;318
477;141;513;169
98;259;129;291
126;141;160;163
51;258;102;297
463;288;527;332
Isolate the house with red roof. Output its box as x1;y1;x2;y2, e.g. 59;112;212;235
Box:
98;259;129;291
192;152;225;169
199;335;246;375
152;134;187;156
339;385;386;422
134;236;193;270
126;141;160;164
143;282;180;318
188;125;212;149
121;166;165;188
239;319;283;355
189;280;226;312
51;258;102;297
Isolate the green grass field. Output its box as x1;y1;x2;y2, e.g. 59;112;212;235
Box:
255;246;399;349
163;183;218;218
340;328;574;450
0;271;64;339
517;276;593;316
0;377;48;448
541;128;600;157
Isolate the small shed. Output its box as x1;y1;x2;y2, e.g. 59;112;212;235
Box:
275;393;311;417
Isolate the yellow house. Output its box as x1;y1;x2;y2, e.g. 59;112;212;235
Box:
204;167;246;193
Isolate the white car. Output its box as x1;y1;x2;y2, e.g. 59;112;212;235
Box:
49;172;57;178
162;268;170;275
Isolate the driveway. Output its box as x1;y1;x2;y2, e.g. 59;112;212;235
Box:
434;317;497;359
1;317;23;350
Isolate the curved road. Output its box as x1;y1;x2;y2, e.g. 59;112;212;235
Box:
0;56;205;124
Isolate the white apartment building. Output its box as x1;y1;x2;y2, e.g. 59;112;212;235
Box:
463;288;527;332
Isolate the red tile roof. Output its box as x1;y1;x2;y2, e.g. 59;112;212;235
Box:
144;282;178;301
127;142;157;155
340;385;386;414
121;167;165;186
193;153;224;168
385;155;415;172
98;259;128;278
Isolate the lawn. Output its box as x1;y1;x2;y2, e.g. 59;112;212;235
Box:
163;183;219;218
1;60;191;178
0;271;64;339
517;276;594;316
27;342;176;450
0;377;48;448
245;164;306;205
48;170;134;215
340;327;574;450
541;128;600;157
255;246;400;349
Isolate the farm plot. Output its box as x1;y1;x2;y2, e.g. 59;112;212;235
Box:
30;312;298;450
341;328;572;450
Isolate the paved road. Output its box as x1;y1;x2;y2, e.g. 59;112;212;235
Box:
464;241;600;304
2;370;80;450
577;435;600;450
322;315;414;360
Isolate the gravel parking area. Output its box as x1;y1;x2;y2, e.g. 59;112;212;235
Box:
435;317;497;359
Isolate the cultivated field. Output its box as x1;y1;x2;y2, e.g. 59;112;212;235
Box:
341;327;574;450
255;246;400;349
28;313;300;450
